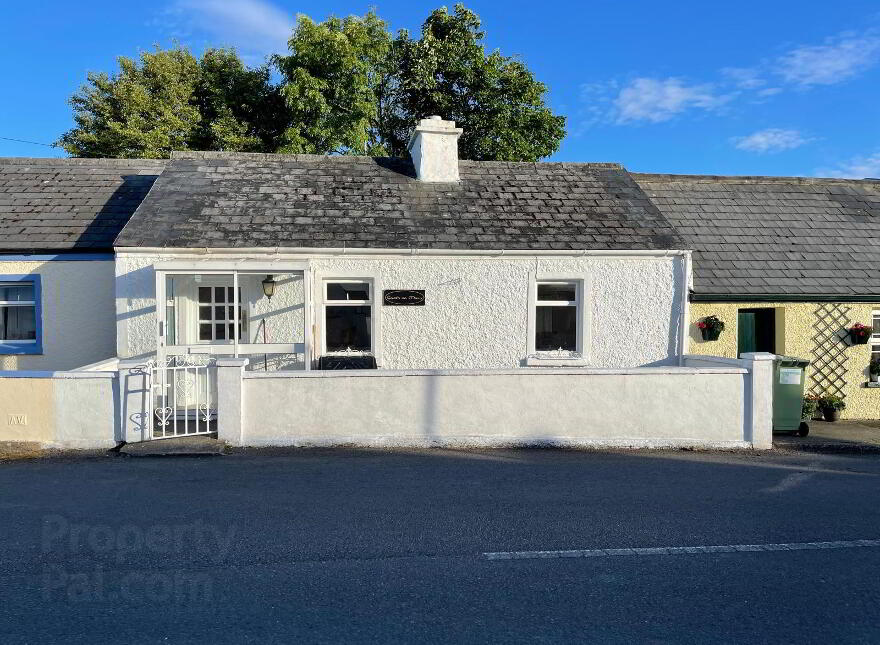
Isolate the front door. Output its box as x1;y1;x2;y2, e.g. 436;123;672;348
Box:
738;308;776;357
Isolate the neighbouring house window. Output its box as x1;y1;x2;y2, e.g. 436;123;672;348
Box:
197;286;246;342
324;281;372;352
535;281;580;352
871;309;880;363
0;277;41;354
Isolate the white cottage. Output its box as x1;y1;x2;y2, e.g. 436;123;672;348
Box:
114;118;691;373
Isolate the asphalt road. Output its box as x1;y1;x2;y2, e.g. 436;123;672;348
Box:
2;448;880;643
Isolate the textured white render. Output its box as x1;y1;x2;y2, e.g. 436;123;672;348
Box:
314;256;682;368
0;259;117;370
236;367;750;448
115;252;165;359
115;253;684;368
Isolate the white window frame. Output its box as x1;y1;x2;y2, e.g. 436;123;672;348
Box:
192;279;248;345
871;309;880;371
318;276;382;361
526;273;591;366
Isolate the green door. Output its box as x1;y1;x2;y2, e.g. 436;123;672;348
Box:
738;311;757;356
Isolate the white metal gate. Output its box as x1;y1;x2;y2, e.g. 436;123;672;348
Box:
149;356;217;439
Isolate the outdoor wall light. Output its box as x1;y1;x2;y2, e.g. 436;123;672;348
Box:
261;275;276;300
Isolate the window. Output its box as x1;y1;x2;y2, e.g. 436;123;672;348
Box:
197;285;246;343
871;309;880;365
0;277;41;354
324;280;372;353
534;281;580;352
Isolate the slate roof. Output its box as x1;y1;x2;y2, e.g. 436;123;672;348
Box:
0;157;166;252
634;173;880;299
115;152;682;251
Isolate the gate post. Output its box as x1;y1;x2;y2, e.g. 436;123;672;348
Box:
118;359;153;443
740;352;775;449
216;358;248;446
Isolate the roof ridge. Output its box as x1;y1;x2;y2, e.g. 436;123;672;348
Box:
0;157;168;167
170;150;624;170
632;172;880;185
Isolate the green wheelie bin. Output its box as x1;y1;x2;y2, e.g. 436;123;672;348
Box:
772;356;811;437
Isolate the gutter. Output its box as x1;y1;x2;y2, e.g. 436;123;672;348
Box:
691;293;880;303
115;246;691;259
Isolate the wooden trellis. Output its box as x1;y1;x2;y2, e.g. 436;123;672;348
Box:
809;303;851;399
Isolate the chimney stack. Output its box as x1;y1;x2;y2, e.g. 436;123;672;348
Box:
407;116;463;182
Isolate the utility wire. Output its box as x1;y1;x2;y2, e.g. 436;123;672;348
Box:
0;136;58;148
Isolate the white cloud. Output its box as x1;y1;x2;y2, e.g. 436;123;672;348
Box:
732;128;810;153
775;32;880;86
817;153;880;178
721;66;766;89
613;78;732;124
165;0;293;58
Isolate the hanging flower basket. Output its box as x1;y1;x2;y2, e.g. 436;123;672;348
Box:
697;315;725;341
849;323;871;345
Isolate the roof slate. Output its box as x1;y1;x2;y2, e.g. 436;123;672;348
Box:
115;152;682;251
0;157;166;252
634;173;880;298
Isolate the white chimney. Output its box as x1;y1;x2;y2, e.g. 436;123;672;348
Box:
407;116;463;182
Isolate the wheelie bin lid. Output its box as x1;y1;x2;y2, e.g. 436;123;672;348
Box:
775;355;810;368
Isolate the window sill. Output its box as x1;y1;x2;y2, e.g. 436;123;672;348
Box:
525;356;589;367
865;382;880;388
0;344;42;355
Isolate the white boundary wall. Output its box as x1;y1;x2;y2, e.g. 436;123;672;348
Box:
1;354;774;450
215;353;774;450
0;371;118;449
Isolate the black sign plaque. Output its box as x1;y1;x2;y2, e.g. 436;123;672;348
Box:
383;289;426;306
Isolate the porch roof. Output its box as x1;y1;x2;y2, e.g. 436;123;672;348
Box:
115;152;682;251
634;173;880;299
0;157;166;252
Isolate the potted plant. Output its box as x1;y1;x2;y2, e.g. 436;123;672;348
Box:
871;357;880;383
849;323;871;345
802;393;820;420
697;315;725;341
818;394;846;422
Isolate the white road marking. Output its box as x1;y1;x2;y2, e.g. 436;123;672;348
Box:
485;539;880;560
761;471;815;493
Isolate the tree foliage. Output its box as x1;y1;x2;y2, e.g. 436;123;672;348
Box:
58;46;288;158
384;5;566;160
60;5;565;161
277;4;565;160
274;11;392;155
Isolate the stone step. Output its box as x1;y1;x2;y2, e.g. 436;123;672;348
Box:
119;436;227;457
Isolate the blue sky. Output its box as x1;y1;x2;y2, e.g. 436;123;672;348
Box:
2;0;879;177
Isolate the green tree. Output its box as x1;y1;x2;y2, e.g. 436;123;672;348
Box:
385;5;566;160
275;4;565;160
274;11;392;155
61;5;565;161
58;46;288;158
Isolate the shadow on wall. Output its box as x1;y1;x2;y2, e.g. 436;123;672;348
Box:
658;257;686;367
